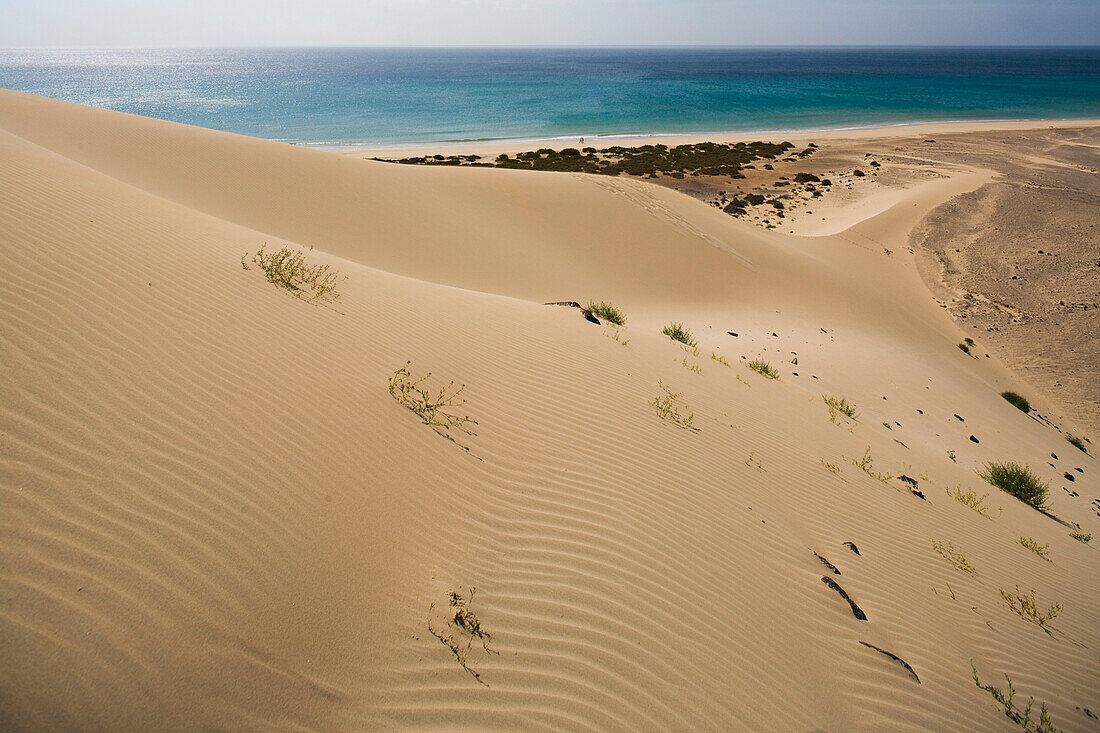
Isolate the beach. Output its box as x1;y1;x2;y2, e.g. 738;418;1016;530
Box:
1;88;1098;730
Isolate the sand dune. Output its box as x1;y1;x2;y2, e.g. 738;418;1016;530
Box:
1;89;1097;730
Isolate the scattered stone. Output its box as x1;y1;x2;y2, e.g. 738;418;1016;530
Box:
898;475;918;489
954;414;965;421
843;541;861;556
969;435;980;444
1065;472;1075;482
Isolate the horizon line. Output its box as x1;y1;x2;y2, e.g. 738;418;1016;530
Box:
4;43;1100;51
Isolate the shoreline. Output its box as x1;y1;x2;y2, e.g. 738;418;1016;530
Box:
324;116;1100;156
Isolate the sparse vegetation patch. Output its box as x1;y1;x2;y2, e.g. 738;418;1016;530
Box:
1066;434;1088;453
852;447;892;483
389;363;478;445
1018;537;1050;560
823;394;858;421
971;663;1059;732
999;585;1062;630
651;380;697;431
932;540;975;573
947;485;999;518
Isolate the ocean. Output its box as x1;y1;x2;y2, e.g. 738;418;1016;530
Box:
2;47;1099;148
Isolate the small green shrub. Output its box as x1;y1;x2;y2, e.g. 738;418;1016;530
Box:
242;244;345;302
747;359;779;379
958;343;971;355
1066;434;1087;453
586;300;626;326
979;462;1049;510
971;663;1058;732
823;395;858;420
1001;391;1031;413
1070;531;1091;544
662;322;697;347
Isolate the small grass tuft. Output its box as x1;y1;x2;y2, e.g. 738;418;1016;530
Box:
747;358;779;379
651;380;697;431
932;540;975;574
709;351;731;367
586;300;626;326
852;446;892;483
662;322;697;347
979;462;1049;511
999;585;1062;630
242;243;345;302
1066;434;1088;453
820;458;843;476
971;663;1059;732
1018;537;1050;560
946;485;999;519
1070;531;1091;544
823;394;859;421
1000;391;1031;413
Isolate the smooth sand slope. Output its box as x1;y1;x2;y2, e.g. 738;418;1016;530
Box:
1;89;1097;730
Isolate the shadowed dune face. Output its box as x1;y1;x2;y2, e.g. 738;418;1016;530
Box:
1;90;1097;731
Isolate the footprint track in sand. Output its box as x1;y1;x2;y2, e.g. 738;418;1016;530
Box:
579;174;757;270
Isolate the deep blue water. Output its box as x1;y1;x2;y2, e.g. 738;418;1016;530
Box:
2;47;1099;147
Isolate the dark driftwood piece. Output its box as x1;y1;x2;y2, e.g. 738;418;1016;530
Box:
814;552;841;575
821;576;867;620
544;301;600;324
859;641;920;684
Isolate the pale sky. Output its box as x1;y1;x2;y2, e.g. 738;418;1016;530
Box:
2;0;1098;47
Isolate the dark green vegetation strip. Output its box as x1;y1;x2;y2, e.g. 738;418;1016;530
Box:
382;141;797;179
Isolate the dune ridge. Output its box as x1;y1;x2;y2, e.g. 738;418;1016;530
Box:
1;89;1097;731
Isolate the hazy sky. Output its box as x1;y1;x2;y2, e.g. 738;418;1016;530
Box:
2;0;1099;47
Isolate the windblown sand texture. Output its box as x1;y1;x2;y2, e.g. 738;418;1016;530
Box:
2;89;1097;731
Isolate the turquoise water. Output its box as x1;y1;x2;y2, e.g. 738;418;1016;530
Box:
2;47;1098;147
